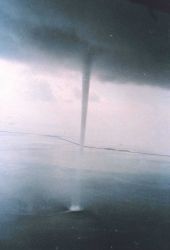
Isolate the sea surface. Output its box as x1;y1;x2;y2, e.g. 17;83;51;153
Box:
0;132;170;250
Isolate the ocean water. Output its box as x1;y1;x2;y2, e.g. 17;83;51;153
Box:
0;133;170;250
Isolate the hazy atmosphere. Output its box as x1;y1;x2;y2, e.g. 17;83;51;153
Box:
0;0;170;154
0;1;170;250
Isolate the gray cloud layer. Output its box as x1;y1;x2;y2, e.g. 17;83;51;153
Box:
0;0;170;87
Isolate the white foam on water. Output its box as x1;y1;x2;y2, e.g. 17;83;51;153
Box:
69;205;82;212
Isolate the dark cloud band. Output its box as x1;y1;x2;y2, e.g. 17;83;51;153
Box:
0;0;170;87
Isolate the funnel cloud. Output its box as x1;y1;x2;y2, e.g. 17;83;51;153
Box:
80;49;93;150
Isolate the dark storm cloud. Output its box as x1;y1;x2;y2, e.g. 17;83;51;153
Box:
0;0;170;87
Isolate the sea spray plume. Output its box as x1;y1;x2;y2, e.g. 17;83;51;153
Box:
80;47;93;152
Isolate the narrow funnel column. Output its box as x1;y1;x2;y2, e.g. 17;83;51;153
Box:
69;49;93;212
80;49;93;151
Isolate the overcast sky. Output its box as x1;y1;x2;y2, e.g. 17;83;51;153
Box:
0;0;170;155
